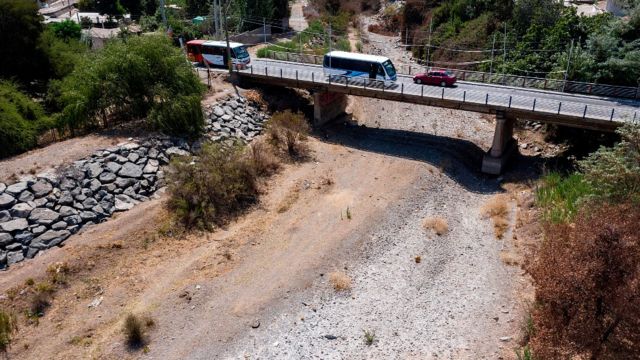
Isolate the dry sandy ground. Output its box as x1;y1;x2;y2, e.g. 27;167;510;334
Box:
0;119;525;360
0;134;128;184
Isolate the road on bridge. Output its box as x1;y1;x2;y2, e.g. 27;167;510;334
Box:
244;59;640;127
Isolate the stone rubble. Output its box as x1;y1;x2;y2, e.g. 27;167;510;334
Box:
0;94;268;269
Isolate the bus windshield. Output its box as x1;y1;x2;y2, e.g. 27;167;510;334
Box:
233;46;249;59
382;60;396;78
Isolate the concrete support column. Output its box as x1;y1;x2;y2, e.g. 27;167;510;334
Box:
482;111;517;175
313;91;347;127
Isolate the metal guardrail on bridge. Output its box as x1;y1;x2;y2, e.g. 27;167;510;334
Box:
261;50;640;100
237;64;639;126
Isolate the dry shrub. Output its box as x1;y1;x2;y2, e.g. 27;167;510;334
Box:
29;292;50;317
123;314;154;348
499;251;519;266
46;262;70;285
528;203;640;359
328;271;352;291
266;110;310;160
277;188;300;213
423;217;449;236
249;140;280;177
244;90;266;109
167;143;259;230
481;195;510;239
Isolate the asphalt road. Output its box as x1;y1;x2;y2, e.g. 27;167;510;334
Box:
247;59;640;123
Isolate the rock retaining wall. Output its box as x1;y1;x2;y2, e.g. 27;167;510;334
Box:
0;95;269;269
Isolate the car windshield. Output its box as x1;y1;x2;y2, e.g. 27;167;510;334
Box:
233;46;249;59
382;60;396;78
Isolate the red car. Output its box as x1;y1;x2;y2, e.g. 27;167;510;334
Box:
413;70;457;87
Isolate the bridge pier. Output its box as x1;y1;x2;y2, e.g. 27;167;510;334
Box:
313;91;347;126
482;111;517;175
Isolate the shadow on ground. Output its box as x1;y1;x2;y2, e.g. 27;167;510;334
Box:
321;119;547;194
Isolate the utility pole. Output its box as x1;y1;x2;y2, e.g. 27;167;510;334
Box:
426;18;432;69
159;0;167;28
405;26;408;50
502;23;507;83
489;32;496;76
328;23;332;68
263;17;267;44
563;38;574;91
223;0;232;73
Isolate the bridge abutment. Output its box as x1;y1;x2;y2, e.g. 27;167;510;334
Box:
482;111;517;175
313;91;347;126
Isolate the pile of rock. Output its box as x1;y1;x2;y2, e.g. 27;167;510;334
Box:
203;96;270;143
0;94;270;269
0;136;193;269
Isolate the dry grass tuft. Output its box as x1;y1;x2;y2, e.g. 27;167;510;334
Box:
423;217;449;236
277;188;300;213
499;251;519;266
481;195;510;239
244;90;266;108
328;271;352;291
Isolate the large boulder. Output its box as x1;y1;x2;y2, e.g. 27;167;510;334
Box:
9;203;33;218
31;230;71;249
30;180;53;198
0;218;28;232
85;162;104;178
166;147;190;157
143;159;159;174
0;193;15;210
0;210;10;222
58;206;77;217
18;191;35;202
0;232;12;246
28;208;60;225
5;182;28;196
118;162;143;178
98;172;117;183
7;251;24;265
114;194;136;211
105;162;121;174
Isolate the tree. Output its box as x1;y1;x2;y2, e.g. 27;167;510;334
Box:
186;0;210;17
51;20;82;40
57;35;205;136
0;0;48;83
95;0;126;17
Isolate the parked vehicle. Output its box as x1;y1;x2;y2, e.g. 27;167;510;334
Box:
413;70;457;87
186;40;251;69
322;51;397;82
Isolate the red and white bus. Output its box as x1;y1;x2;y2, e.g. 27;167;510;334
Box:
186;40;251;69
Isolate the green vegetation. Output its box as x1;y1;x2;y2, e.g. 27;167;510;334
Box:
0;81;52;158
401;0;640;86
56;35;204;136
363;329;375;345
51;20;82;41
257;19;350;58
535;172;593;223
0;310;17;355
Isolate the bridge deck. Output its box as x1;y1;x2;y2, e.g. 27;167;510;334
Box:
237;60;640;131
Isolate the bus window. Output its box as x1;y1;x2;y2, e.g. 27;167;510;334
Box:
382;60;396;78
233;46;249;59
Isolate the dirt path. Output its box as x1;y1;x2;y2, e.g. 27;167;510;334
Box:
289;0;308;32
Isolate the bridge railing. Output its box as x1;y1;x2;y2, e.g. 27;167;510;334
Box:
241;64;639;125
260;50;640;100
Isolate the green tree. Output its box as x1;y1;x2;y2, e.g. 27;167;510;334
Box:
0;0;47;83
57;35;205;136
95;0;126;17
0;81;52;158
186;0;210;17
51;20;82;40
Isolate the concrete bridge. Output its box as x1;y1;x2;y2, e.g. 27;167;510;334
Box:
235;59;640;174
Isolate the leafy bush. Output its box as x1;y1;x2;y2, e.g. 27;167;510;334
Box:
39;28;88;79
266;110;310;159
579;123;640;203
529;203;640;359
167;143;259;230
57;35;204;136
0;81;52;158
51;20;82;40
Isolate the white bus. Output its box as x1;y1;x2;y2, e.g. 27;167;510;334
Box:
186;40;251;69
322;51;397;82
